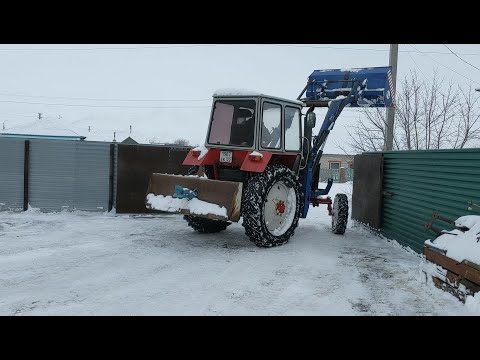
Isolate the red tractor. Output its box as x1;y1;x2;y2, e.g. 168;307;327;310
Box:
146;67;394;247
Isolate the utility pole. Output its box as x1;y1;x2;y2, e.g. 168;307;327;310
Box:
385;44;398;151
2;120;6;130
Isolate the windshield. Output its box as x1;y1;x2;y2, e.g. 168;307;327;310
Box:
208;99;256;147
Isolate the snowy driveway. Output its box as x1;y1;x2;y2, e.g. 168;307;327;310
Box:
0;184;473;315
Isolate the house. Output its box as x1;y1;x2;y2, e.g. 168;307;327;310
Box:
319;154;354;170
121;136;139;145
319;154;355;183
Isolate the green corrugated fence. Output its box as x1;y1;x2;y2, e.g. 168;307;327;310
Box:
381;148;480;253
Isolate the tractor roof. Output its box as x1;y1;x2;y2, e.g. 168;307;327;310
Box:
213;89;304;106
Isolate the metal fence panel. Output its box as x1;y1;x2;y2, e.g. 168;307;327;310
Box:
115;144;190;213
351;153;383;229
381;148;480;253
74;141;111;211
29;140;75;211
29;140;111;212
319;168;339;182
0;138;25;210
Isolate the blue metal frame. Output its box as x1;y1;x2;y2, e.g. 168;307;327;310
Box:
298;66;394;218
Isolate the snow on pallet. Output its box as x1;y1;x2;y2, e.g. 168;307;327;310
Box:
423;214;480;303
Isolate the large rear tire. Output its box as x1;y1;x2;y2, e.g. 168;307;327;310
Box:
183;166;230;234
332;193;348;234
242;164;301;247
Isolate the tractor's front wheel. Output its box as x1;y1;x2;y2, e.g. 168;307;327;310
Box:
242;164;301;247
332;193;348;234
183;215;230;233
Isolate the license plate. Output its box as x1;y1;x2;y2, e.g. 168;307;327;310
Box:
220;151;232;163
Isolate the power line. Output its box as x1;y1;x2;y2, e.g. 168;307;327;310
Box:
407;50;431;83
405;49;450;98
0;99;212;109
0;44;480;56
0;91;211;102
409;44;480;86
0;44;218;51
443;44;480;72
272;44;480;56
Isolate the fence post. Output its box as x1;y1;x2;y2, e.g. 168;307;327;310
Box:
108;143;115;212
23;140;30;211
339;167;345;183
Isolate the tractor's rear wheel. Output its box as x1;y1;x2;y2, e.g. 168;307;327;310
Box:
242;164;301;247
183;166;230;234
332;193;348;234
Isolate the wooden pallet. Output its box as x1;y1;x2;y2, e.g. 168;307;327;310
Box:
423;244;480;303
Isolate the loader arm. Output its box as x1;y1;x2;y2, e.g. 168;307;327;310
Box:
297;66;395;217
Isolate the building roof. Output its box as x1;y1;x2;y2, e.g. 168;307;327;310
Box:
0;133;86;141
212;89;304;106
121;136;139;144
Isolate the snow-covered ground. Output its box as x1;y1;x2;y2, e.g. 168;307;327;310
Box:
0;182;476;315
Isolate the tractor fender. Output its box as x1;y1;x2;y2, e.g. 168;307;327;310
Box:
183;148;219;166
240;152;273;172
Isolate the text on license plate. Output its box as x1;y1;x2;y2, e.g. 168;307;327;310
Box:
220;151;232;163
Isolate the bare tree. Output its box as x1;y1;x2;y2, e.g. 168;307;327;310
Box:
149;137;161;144
453;84;480;149
345;108;387;153
395;71;424;150
433;80;458;149
345;71;479;153
173;138;191;146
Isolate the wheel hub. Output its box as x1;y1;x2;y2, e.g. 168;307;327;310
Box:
275;200;286;215
264;181;297;236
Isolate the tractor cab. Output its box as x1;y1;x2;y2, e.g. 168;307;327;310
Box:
205;92;304;155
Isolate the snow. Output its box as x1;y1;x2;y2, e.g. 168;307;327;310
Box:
455;215;480;229
316;68;363;73
0;128;81;138
0;182;475;315
146;193;227;218
249;151;263;158
465;292;480;312
340;68;363;72
325;88;352;92
213;89;262;97
186;174;208;179
192;145;209;160
424;215;480;264
419;255;480;313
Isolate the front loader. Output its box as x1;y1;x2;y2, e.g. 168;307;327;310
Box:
146;66;395;247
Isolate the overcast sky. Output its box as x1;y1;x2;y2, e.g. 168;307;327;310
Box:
1;44;480;153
